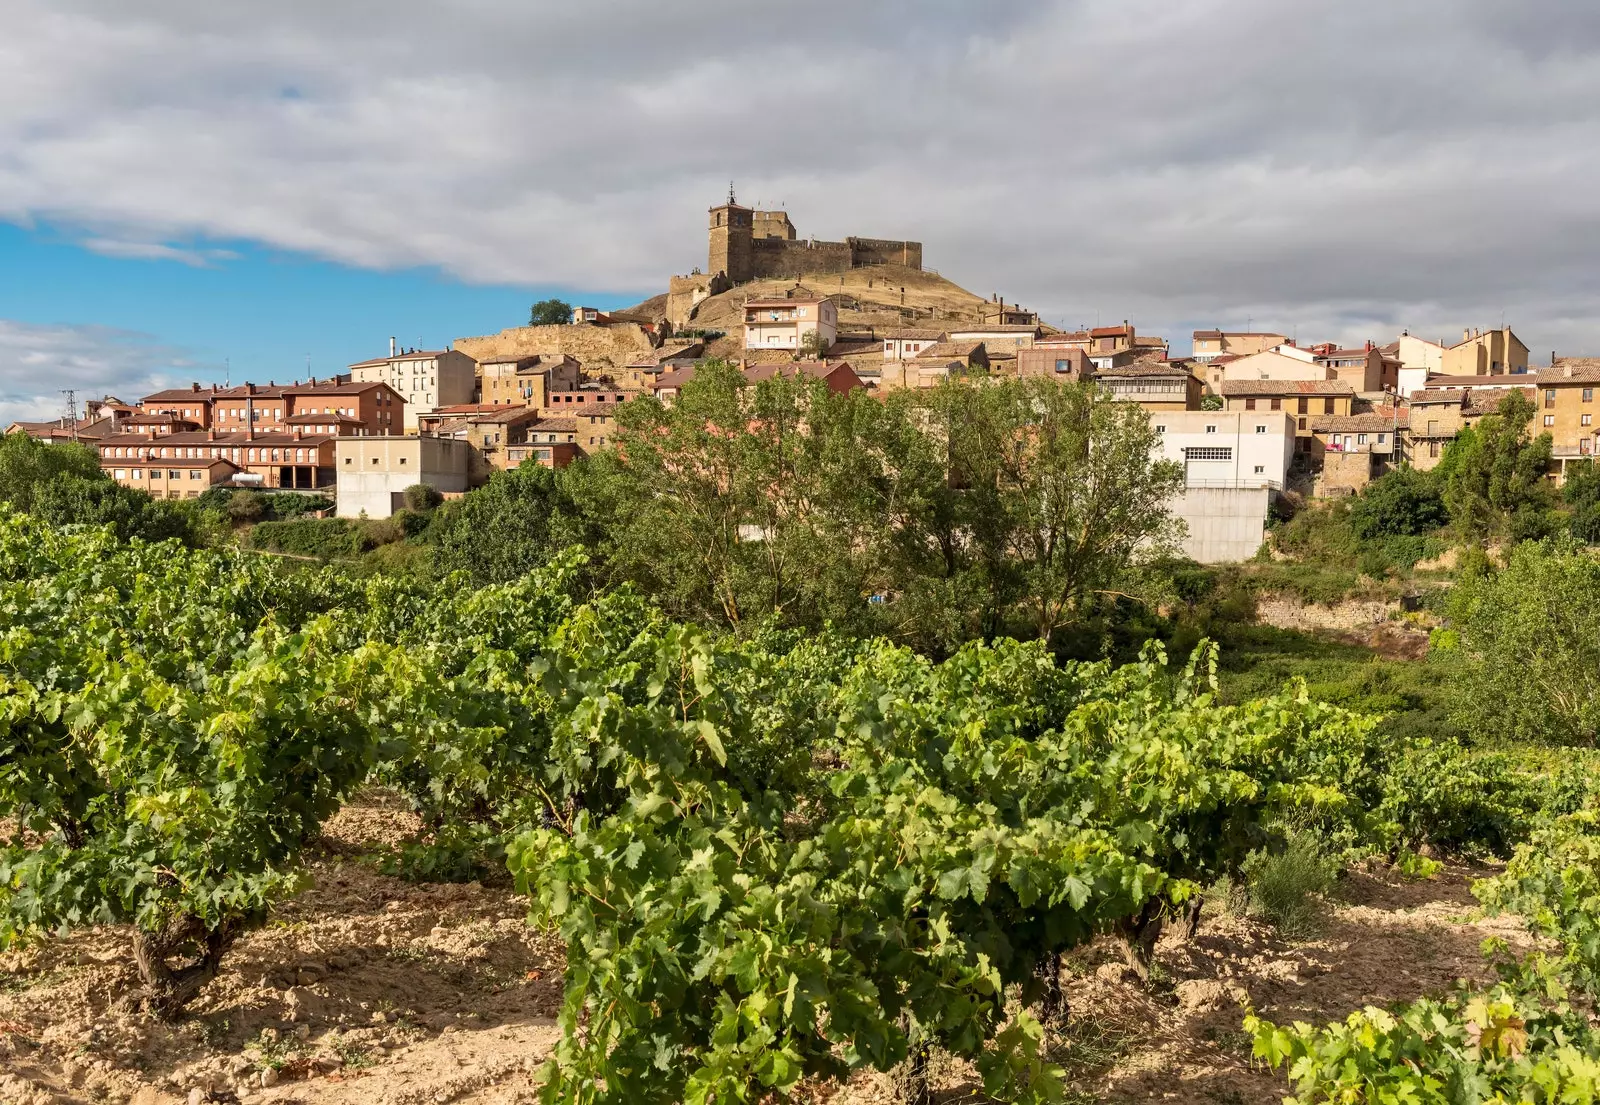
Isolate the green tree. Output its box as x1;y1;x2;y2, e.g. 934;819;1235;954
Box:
529;298;574;326
431;463;595;584
402;482;444;513
1437;391;1555;539
796;328;831;360
1441;538;1600;746
1348;467;1446;540
0;432;102;511
1562;458;1600;544
935;376;1185;645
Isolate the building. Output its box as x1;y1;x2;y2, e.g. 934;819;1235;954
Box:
1315;343;1396;394
1219;379;1355;449
1091;363;1202;410
571;306;611;325
478;354;581;409
982;303;1039;327
99;455;242;498
1407;390;1472;470
1190;331;1289;363
704;196;922;285
98;430;337;491
140;379;406;437
347;342;477;432
1309;410;1408;494
506;418;582;470
1149;410;1295;563
947;324;1040;353
1390;332;1449;397
651;361;862;402
1440;327;1529;378
880;343;987;391
6;401;133;443
1534;360;1600;481
1017;345;1091;379
882;328;945;361
621;343;705;389
334;436;486;518
742;295;838;352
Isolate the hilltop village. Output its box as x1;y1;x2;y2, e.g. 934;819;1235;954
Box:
7;196;1589;562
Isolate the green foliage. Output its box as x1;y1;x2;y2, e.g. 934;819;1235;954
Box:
197;488;333;523
1238;832;1339;938
1199;394;1224;411
0;432;200;545
1348;467;1447;540
0;432;102;510
1438;391;1557;540
401;483;443;513
1477;811;1600;994
1563;459;1600;544
530;298;574;326
430;463;597;585
1443;538;1600;746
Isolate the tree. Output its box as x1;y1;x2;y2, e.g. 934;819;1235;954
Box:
1562;459;1600;544
1348;467;1447;540
934;376;1185;645
1441;538;1600;746
1437;391;1555;539
529;298;574;326
0;432;102;511
796;328;830;360
431;463;595;584
402;483;443;513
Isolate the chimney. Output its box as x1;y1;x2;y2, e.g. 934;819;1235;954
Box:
246;383;255;396
1366;340;1373;352
207;429;216;441
1464;328;1472;343
191;382;199;392
294;429;302;440
390;336;397;357
1565;364;1574;378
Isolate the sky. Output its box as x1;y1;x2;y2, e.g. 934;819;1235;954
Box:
5;0;1600;422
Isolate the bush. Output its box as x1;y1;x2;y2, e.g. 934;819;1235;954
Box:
1239;832;1340;938
226;489;266;523
1348;467;1446;540
402;483;443;513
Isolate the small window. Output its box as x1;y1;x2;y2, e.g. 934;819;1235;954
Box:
1244;398;1257;411
1153;425;1165;434
1585;388;1594;402
1255;425;1267;434
1269;397;1282;411
1584;414;1594;427
1545;414;1556;426
1357;434;1367;445
1205;425;1216;434
1298;397;1309;415
1378;433;1386;444
399;457;407;464
344;457;353;465
1430;441;1440;458
1298;417;1307;431
1253;465;1264;474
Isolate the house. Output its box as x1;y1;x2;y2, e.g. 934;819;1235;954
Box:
334;436;487;518
1389;332;1449;397
478;354;581;409
945;323;1041;353
98;456;241;498
1534;360;1600;482
506;418;582;470
545;386;638;411
347;342;478;432
981;303;1039;327
1091;362;1202;410
1016;345;1091;379
1087;322;1136;357
742;295;838;353
1440;327;1530;378
1190;331;1289;363
651;361;862;402
882;328;945;361
1315;342;1396;394
1309;410;1408;494
142;379;406;437
1219;379;1355;449
98;430;338;491
1406;390;1472;470
620;343;705;389
1150;410;1295;562
7;406;131;443
571;306;611;325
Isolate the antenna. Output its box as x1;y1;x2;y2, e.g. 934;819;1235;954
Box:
224;357;231;389
60;389;78;441
728;180;737;206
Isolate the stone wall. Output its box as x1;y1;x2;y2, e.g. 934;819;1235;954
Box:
454;322;656;374
848;237;924;270
666;273;730;329
1318;450;1376;495
749;237;854;279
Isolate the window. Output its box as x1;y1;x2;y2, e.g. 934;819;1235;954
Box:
1585;388;1594;403
1297;398;1309;415
168;469;180;479
1244;398;1257;411
1204;424;1216;434
1182;446;1233;462
1547;389;1558;409
1298;417;1307;430
399;457;406;464
1430;441;1440;458
1378;433;1386;444
1357;434;1367;445
1255;424;1267;434
1253;465;1265;474
1545;415;1556;427
1270;398;1282;411
1585;415;1594;427
133;469;144;479
114;469;126;480
1153;424;1166;434
190;470;202;480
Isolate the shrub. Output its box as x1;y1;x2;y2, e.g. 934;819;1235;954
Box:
402;483;443;513
226;489;266;523
1348;467;1446;540
1239;832;1340;938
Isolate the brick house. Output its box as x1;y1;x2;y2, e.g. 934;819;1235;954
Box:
1309;410;1409;494
1220;379;1355;452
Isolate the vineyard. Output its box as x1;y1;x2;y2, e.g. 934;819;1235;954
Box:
3;508;1600;1104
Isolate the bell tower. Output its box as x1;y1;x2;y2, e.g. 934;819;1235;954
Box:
708;182;753;283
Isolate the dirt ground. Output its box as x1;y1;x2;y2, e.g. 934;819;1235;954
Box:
0;795;1522;1105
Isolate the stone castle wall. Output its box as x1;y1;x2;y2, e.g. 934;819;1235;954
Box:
848;237;924;270
749;237;854;279
454;322;656;372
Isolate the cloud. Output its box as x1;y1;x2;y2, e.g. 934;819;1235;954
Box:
79;238;239;266
3;0;1600;353
0;319;196;425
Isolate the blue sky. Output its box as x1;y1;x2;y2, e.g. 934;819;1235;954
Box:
0;220;641;414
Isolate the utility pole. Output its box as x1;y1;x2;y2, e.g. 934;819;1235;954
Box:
60;389;79;441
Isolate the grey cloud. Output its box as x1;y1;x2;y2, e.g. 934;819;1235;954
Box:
0;320;192;425
4;0;1600;354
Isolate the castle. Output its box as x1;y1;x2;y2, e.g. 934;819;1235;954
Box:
667;192;923;328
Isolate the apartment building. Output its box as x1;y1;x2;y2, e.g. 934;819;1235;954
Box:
1535;361;1600;482
348;343;477;432
99;430;337;492
1440;327;1529;377
506;418;582;470
1407;389;1472;470
334;436;486;518
1091;363;1202;411
1389;332;1449;397
1309;410;1408;494
478;354;580;409
140;379;405;436
742;296;837;352
1219;379;1355;450
1190;330;1289;363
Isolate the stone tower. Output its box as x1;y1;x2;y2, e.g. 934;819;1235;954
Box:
708;187;753;284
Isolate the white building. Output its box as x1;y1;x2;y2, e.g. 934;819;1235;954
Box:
742;296;837;352
334;436;485;518
348;341;478;433
1149;410;1295;563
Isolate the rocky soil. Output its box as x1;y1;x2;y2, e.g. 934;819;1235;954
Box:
0;795;1522;1105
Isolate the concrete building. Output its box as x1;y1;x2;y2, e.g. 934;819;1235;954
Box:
1390;332;1449;398
348;343;478;432
334;436;485;518
99;456;241;498
1440;327;1529;378
1190;330;1289;363
742;296;838;352
1149;410;1295;563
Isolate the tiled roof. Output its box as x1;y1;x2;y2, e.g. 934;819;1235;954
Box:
1537;362;1600;383
744;360;856;383
1409;389;1468;404
99;431;336;446
286;412;363;424
348;350;450;368
1089;325;1132;338
1310;413;1409;432
915;341;984;361
528;418;579;432
949;324;1040;334
1093;363;1190;379
1422;373;1533;388
1220;379;1354;396
1466;388;1536;414
886;328;945;341
103;456;242;469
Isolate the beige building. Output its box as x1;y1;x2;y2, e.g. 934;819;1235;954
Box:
1309;410;1409;494
1407;389;1471;470
1092;363;1202;411
1535;360;1600;482
1214;348;1330;384
946;324;1040;353
1440;327;1529;378
478;354;580;410
348;342;478;432
882;328;945;361
1190;330;1288;362
1220;378;1355;451
334;436;487;518
742;296;838;352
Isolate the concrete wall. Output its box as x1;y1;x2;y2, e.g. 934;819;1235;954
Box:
1169;486;1273;563
335;436;481;518
1150;409;1295;486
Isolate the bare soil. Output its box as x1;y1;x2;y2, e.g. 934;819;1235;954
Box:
0;797;1522;1105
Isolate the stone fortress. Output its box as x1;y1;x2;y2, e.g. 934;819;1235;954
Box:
668;188;923;328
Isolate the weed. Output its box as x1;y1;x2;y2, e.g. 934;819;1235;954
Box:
334;1037;373;1070
1240;832;1340;939
1394;850;1443;881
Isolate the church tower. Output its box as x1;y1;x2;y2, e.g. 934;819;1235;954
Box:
708;183;753;283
